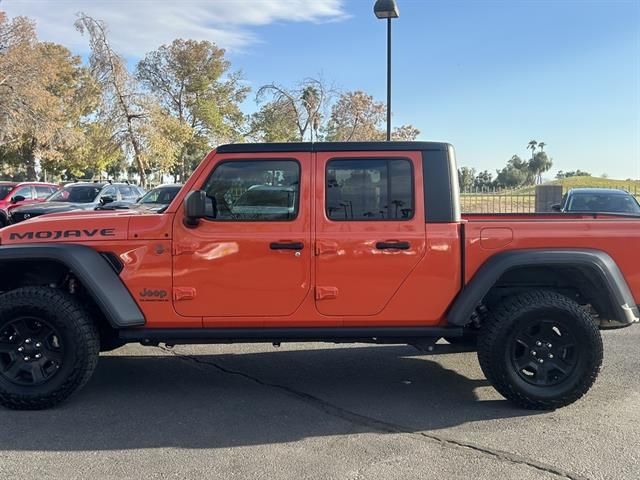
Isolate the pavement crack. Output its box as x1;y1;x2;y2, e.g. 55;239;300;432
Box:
159;347;590;480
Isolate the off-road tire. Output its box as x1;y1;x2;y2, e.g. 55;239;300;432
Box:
0;287;99;410
478;290;602;410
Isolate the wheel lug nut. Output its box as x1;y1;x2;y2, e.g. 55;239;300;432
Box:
23;356;30;361
531;350;537;356
35;353;42;359
17;346;24;352
548;354;554;359
25;338;32;344
547;343;552;348
536;341;542;347
35;342;42;348
538;358;544;364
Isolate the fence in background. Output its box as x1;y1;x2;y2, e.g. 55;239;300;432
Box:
460;184;640;214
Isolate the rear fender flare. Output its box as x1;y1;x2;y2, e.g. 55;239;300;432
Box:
447;249;639;327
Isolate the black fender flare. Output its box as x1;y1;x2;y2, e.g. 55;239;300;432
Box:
447;249;639;327
0;244;145;328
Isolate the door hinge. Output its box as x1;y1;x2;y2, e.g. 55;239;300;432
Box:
173;287;197;301
315;240;339;256
315;286;338;301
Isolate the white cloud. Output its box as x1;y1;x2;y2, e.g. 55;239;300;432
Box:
1;0;347;57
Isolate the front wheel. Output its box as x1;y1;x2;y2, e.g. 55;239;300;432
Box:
478;290;602;410
0;287;99;410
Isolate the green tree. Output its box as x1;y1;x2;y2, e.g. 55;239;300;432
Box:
248;100;299;142
474;170;494;189
136;39;249;180
457;166;477;191
495;155;529;188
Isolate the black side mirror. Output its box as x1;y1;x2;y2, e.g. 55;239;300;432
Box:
11;195;25;203
184;190;206;227
551;203;561;212
100;196;114;205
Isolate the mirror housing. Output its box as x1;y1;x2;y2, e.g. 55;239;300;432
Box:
184;190;206;227
551;203;562;212
100;196;114;205
11;195;25;204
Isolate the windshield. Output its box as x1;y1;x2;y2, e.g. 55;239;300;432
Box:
0;185;16;200
567;193;640;214
47;185;102;203
139;186;181;205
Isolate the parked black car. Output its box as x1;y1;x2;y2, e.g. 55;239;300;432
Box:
96;184;182;213
552;188;640;214
9;182;145;224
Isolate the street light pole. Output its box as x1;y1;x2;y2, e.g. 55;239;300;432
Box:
374;0;399;142
386;17;392;141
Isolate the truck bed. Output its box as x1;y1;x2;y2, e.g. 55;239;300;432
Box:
462;213;640;304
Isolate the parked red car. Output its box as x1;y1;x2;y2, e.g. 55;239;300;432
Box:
0;182;59;228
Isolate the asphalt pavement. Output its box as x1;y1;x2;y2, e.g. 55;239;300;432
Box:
0;327;638;480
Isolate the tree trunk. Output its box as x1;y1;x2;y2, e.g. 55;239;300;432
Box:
22;138;38;180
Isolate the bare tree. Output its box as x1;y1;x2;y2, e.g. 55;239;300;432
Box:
75;13;147;186
255;78;333;142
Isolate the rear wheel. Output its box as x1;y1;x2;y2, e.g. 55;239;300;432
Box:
0;288;99;410
478;290;602;410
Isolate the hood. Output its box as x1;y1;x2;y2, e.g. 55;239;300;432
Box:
0;209;150;245
10;201;96;215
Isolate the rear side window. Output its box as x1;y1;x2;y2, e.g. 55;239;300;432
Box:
35;186;54;199
117;185;139;201
202;160;300;221
326;158;413;221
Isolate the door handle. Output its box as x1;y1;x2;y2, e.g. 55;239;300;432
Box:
375;241;410;250
270;242;304;250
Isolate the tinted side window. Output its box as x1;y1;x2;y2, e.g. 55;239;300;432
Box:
202;160;300;221
13;186;33;200
35;186;53;199
326;158;413;221
101;186;117;200
117;185;138;201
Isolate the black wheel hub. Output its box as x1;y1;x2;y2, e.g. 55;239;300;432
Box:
0;317;64;386
510;319;578;387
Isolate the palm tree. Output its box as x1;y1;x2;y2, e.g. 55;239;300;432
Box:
527;140;538;185
538;141;546;152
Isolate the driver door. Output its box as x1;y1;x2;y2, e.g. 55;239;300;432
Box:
172;152;312;322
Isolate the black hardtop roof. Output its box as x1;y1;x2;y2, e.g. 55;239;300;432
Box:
216;141;451;154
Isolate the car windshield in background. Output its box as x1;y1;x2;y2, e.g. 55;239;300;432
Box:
567;193;640;214
47;185;102;203
0;185;15;200
139;186;181;205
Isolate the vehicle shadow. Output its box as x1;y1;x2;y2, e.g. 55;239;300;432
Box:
0;345;541;451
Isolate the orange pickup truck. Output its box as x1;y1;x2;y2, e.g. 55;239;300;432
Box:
0;141;638;410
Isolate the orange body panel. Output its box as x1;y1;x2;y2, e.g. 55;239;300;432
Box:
1;149;639;330
464;218;640;304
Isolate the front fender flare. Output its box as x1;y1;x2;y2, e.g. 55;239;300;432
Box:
0;244;145;328
447;249;639;327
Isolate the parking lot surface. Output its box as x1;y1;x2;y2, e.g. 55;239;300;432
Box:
0;327;638;480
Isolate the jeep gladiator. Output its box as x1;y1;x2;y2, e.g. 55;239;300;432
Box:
0;141;638;410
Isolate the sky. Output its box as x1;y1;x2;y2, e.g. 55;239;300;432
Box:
3;0;639;179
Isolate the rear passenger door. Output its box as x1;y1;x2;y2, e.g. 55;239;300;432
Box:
314;151;427;317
